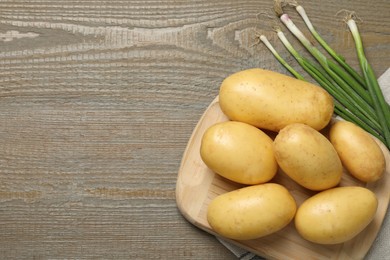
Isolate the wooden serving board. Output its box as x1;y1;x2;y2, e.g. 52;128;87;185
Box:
175;96;390;260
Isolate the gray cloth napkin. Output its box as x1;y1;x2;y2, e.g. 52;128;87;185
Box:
218;68;390;260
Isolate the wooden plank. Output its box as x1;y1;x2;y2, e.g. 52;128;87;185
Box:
0;0;389;258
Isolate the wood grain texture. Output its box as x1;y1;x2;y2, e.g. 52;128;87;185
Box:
0;0;389;259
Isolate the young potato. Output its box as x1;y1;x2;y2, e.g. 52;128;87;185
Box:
207;183;297;240
295;186;378;244
219;68;334;132
273;123;342;191
329;120;385;182
200;121;277;185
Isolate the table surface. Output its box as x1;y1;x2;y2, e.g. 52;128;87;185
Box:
1;0;389;259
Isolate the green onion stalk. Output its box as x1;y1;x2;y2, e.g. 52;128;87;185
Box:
347;18;390;148
259;35;305;80
295;5;390;114
295;5;366;87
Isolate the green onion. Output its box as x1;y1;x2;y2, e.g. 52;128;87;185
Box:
259;34;305;80
347;18;390;148
297;6;390;112
295;5;367;87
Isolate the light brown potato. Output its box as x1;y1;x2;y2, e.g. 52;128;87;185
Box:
207;183;297;240
273;123;342;190
329;121;385;182
219;68;334;132
200;121;277;184
295;186;378;244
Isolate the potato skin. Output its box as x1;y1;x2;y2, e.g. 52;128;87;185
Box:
295;186;378;244
273;123;342;190
329;121;385;182
219;68;334;132
200;121;277;185
207;183;297;240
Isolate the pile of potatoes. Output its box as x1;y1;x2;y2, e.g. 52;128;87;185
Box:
200;68;386;244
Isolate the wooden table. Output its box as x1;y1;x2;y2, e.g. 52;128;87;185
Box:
0;0;389;259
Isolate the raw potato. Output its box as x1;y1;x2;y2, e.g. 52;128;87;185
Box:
219;68;334;132
295;186;378;244
207;183;297;240
329;120;385;182
200;121;277;184
273;123;342;190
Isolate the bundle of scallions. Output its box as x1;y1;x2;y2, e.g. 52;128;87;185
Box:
260;0;390;150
